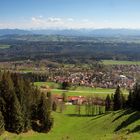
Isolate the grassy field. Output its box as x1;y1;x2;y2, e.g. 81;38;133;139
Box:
0;44;10;49
1;106;140;140
34;82;128;97
102;60;140;65
50;89;113;97
34;81;61;89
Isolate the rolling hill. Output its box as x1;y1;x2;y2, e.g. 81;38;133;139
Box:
1;28;140;37
1;106;140;140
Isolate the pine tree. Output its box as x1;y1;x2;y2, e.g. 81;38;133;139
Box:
0;72;24;133
61;81;70;90
38;93;53;132
0;97;6;118
47;92;52;110
127;90;133;107
113;86;123;111
52;101;57;111
121;93;126;108
0;111;4;135
105;94;111;111
128;83;140;110
0;71;54;134
23;78;35;131
133;83;140;110
12;74;31;132
9;93;24;134
0;72;15;130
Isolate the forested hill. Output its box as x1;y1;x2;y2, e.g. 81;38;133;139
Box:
1;34;140;43
0;34;140;62
1;29;140;37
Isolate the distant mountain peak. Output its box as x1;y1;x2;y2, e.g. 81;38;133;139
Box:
0;28;140;37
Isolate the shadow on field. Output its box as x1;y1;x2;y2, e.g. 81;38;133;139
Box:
66;113;108;118
66;114;92;117
115;111;140;132
130;125;140;133
112;109;133;123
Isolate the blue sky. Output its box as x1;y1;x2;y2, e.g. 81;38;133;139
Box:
0;0;140;29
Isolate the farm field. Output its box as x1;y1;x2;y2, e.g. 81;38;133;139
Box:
34;82;128;97
1;106;140;140
0;44;10;49
102;60;140;65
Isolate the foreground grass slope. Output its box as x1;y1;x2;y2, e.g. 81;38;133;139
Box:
1;106;140;140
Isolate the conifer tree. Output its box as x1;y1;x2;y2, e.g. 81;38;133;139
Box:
9;93;24;134
22;78;34;131
0;97;6;118
0;72;14;130
0;72;25;133
133;83;140;110
113;86;123;111
11;73;31;131
52;101;57;111
128;83;140;110
0;71;53;133
39;93;53;132
47;92;52;110
105;94;111;111
0;111;4;135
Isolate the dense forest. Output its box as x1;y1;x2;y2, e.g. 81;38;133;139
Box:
0;71;53;134
0;35;140;62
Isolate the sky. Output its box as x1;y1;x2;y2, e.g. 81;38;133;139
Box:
0;0;140;29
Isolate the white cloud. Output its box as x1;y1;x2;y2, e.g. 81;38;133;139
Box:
67;18;74;22
0;17;140;29
39;15;43;18
47;17;62;22
82;19;89;22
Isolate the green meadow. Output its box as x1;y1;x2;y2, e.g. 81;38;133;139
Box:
102;60;140;65
1;106;140;140
1;82;134;140
34;81;128;97
0;44;10;49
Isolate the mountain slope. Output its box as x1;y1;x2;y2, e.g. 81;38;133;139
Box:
0;29;32;36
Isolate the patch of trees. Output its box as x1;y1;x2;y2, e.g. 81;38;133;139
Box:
127;83;140;110
61;81;70;90
75;83;140;116
74;96;105;116
105;84;140;112
85;96;105;116
21;72;48;82
0;72;53;135
105;86;126;111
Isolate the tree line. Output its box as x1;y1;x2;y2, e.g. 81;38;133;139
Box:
74;84;140;116
0;71;53;135
105;84;140;111
1;39;140;62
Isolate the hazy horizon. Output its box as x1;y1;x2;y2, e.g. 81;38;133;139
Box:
1;0;140;29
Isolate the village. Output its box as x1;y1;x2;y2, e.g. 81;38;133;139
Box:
48;64;139;89
0;60;138;89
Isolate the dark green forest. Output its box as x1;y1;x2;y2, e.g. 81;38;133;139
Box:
0;72;53;134
0;35;140;62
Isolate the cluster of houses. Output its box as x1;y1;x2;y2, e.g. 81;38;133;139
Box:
48;64;139;89
53;94;86;105
1;60;139;89
53;94;105;106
